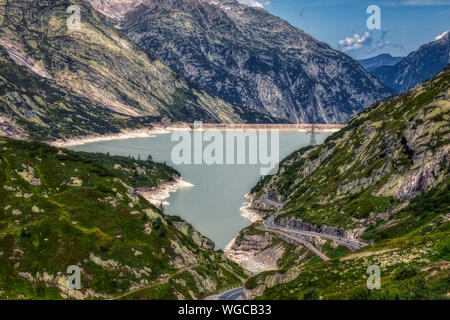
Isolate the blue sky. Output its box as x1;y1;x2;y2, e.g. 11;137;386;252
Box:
241;0;450;59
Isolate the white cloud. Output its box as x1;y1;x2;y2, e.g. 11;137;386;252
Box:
237;0;265;8
435;31;449;41
338;32;373;52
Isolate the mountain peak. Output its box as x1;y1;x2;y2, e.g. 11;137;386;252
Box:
372;32;450;93
435;30;449;41
114;0;392;123
377;53;393;58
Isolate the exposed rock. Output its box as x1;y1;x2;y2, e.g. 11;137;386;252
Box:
224;231;286;273
277;218;365;240
243;267;302;300
172;220;215;250
16;164;41;186
92;0;392;124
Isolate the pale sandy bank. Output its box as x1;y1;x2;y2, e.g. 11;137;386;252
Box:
137;178;194;207
48;127;173;148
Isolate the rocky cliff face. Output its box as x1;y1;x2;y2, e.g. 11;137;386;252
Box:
91;0;393;124
0;0;278;141
224;225;318;275
0;46;155;141
372;32;450;93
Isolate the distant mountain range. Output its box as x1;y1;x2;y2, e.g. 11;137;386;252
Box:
358;54;403;72
1;0;445;141
90;0;393;124
372;31;450;93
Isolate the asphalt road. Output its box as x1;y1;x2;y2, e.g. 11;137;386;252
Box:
259;227;330;261
264;216;367;250
207;287;244;300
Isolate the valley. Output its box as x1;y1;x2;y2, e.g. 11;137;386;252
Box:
68;129;333;249
0;0;448;303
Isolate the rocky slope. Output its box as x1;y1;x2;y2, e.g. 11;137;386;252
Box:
0;138;245;299
372;32;450;93
358;54;403;72
235;67;450;299
0;0;278;141
251;67;449;231
91;0;393;124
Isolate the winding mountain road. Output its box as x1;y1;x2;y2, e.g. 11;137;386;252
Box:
207;193;369;300
264;216;367;250
260;195;367;250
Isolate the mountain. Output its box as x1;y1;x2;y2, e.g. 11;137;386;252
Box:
227;67;450;299
0;138;246;299
0;0;279;142
358;53;403;72
372;32;450;93
89;0;393;124
0;46;158;141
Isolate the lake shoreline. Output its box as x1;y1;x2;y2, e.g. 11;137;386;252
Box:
48;125;186;148
48;123;344;148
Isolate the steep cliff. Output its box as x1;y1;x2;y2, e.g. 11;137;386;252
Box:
0;0;278;141
91;0;393;123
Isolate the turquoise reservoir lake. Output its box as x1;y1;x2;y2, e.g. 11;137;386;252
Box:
69;130;332;249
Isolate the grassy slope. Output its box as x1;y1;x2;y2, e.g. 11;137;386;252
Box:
252;67;449;229
244;68;450;300
0;137;245;299
253;183;449;300
0;0;279;141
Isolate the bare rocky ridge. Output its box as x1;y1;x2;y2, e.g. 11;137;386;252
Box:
372;32;450;93
88;0;393;124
